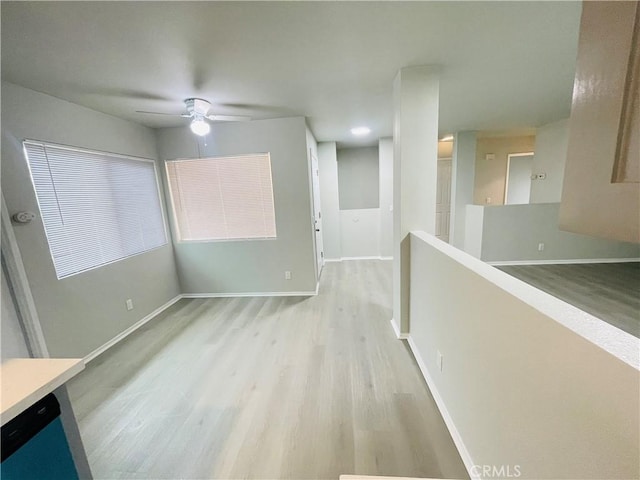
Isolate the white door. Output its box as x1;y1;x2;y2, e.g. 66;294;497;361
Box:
310;151;324;277
505;153;534;204
436;158;452;242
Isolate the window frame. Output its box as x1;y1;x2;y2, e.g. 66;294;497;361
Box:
23;139;170;279
164;153;278;244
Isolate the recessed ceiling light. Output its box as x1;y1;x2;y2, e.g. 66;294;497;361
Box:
440;135;454;142
351;126;371;136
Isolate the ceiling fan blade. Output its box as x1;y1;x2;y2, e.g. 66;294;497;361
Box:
205;114;251;122
136;110;190;118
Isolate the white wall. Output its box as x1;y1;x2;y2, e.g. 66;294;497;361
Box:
378;138;394;258
339;209;380;258
450;132;476;249
463;205;484;259
318;142;342;260
155;117;317;294
531;119;569;203
464;203;639;262
409;232;639;480
1;82;181;358
1;263;30;360
337;147;379;210
393;66;440;333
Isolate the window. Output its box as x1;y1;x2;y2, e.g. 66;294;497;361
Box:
24;141;167;279
165;154;276;242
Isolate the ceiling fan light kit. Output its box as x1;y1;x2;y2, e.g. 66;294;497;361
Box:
136;97;251;136
190;118;211;136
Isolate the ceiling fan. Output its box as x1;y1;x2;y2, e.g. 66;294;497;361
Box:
137;98;251;136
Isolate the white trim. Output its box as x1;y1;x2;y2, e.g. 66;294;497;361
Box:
389;318;408;340
0;198;49;358
489;257;640;266
182;287;319;299
84;294;182;363
85;281;321;363
324;256;393;262
406;335;478;480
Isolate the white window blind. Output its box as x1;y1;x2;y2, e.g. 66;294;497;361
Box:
166;154;277;241
24;141;167;279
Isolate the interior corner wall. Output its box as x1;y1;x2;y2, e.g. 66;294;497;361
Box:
449;132;476;249
379;138;394;258
318;142;341;260
473;135;536;206
155;117;317;294
530;119;569;204
0;81;181;358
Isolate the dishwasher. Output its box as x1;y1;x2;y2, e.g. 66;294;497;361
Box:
1;393;80;480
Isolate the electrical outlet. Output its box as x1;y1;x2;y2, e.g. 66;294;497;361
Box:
285;271;292;280
538;242;545;251
437;350;444;372
485;153;495;161
126;298;134;311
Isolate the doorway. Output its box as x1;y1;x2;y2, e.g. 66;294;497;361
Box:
505;153;534;204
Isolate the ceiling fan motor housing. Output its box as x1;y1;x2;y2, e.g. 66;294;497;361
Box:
185;98;211;116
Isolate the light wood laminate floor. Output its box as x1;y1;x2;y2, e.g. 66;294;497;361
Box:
498;262;640;338
68;260;468;480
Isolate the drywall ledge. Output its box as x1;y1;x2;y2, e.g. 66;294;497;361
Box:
409;231;639;479
414;231;639;368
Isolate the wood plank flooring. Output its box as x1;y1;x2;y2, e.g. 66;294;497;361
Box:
498;262;640;338
67;260;468;480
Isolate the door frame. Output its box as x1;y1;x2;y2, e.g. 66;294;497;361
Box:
504;152;534;204
1;196;49;357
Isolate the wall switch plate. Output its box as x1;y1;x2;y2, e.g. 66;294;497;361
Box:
485;153;496;161
285;271;292;280
126;299;134;311
538;243;545;251
437;350;444;371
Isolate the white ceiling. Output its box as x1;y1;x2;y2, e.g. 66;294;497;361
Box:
1;1;582;147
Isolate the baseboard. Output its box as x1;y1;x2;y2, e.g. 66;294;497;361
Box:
182;286;318;298
84;294;183;363
325;256;393;262
489;257;640;266
389;318;408;339
324;258;343;263
406;335;478;480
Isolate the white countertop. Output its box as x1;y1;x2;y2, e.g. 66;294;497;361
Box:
1;358;84;426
